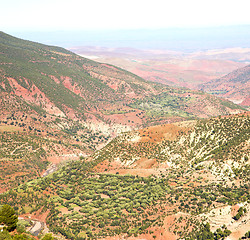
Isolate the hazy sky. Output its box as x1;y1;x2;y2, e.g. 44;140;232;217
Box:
1;0;250;31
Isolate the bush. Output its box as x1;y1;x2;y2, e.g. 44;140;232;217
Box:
233;207;246;221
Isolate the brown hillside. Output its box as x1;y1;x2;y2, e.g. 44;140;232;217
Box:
201;65;250;107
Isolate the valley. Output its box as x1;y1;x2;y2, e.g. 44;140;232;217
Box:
0;32;249;240
0;31;245;192
71;46;250;108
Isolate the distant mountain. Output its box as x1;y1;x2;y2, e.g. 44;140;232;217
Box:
0;31;246;191
1;113;249;239
71;46;247;91
201;65;250;108
0;31;154;118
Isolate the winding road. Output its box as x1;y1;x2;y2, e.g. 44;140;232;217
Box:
25;164;57;236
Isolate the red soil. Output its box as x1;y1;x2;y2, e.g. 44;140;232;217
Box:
138;123;189;143
101;64;118;70
7;77;64;116
240;95;250;106
20;208;50;223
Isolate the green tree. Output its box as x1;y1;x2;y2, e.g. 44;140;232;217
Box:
233;207;245;221
0;204;18;231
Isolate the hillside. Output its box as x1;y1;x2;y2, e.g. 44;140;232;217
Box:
1;113;249;240
0;91;111;192
0;31;246;191
0;31;156;191
201;65;250;108
92;113;249;180
1;31;244;126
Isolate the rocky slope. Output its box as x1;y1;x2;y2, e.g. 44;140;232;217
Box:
92;113;249;181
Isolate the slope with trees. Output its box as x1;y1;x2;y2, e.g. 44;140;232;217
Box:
0;113;249;239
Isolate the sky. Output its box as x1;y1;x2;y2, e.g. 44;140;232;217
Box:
1;0;250;31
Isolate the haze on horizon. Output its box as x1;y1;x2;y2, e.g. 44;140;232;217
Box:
1;0;250;51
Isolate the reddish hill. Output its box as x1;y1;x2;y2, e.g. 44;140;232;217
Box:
241;96;250;106
201;64;250;108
